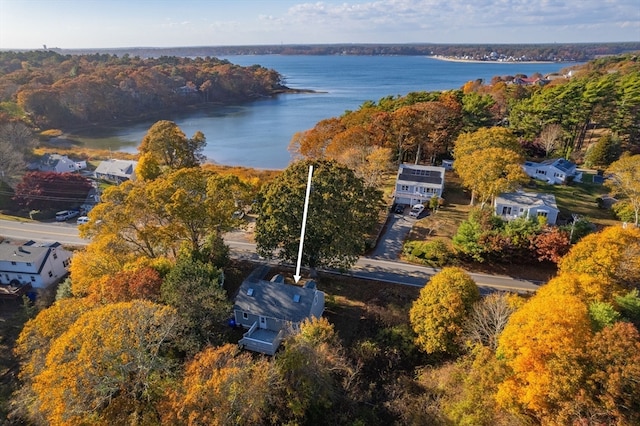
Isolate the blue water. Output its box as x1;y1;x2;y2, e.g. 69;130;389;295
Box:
74;56;577;169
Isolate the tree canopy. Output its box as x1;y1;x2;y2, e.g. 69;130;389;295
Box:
138;120;206;170
255;159;383;272
409;267;480;355
606;154;640;226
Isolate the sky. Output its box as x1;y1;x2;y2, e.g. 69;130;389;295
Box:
1;0;639;49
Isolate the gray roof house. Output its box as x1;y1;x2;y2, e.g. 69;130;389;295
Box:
233;265;325;355
0;240;72;289
494;191;560;225
522;158;582;185
94;159;137;183
393;163;445;206
29;153;86;174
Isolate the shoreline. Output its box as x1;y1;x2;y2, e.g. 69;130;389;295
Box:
429;55;556;64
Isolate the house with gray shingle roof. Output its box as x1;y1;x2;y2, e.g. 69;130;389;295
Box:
523;158;582;185
94;159;137;183
233;265;325;355
0;240;72;288
494;191;560;225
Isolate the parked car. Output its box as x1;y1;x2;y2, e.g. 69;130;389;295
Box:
76;216;90;224
393;203;405;214
55;210;79;221
409;204;425;218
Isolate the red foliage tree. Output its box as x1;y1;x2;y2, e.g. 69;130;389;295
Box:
531;226;572;263
13;171;92;211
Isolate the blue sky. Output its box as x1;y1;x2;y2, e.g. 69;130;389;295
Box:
1;0;638;49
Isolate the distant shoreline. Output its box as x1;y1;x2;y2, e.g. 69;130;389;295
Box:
429;55;556;64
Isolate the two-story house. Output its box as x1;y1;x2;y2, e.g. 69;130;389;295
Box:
494;191;560;225
233;265;325;356
393;164;446;207
522;158;582;185
0;240;72;288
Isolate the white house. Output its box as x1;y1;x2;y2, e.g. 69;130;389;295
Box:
29;153;86;174
233;265;325;355
393;163;445;206
0;240;72;289
522;158;582;185
94;159;138;183
494;191;560;225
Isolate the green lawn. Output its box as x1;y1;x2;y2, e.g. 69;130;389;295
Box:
526;180;617;226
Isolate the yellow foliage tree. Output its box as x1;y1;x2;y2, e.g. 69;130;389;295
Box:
410;267;480;355
496;292;593;423
559;225;640;290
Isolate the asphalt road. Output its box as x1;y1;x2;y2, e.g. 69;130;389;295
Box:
0;218;541;293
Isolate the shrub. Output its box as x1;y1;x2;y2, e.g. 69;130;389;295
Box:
404;240;453;266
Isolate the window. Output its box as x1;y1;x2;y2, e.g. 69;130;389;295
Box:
536;169;547;175
537;211;548;218
48;271;53;278
52;253;58;260
11;261;16;265
26;262;32;266
30;276;36;282
502;206;512;215
400;185;409;191
63;259;70;267
243;312;248;320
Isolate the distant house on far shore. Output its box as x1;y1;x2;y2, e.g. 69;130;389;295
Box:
94;159;137;184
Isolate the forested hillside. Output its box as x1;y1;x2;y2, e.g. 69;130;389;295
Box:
0;51;287;129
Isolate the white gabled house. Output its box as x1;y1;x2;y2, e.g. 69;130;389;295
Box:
0;240;72;289
393;163;445;206
29;153;87;174
233;265;325;356
94;159;138;184
494;191;560;225
522;158;582;185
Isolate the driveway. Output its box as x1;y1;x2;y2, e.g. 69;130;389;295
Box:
369;212;416;259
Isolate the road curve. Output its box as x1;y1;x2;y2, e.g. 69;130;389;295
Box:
0;219;541;293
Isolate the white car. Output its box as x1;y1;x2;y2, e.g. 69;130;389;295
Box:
76;216;90;224
55;210;79;221
409;204;425;218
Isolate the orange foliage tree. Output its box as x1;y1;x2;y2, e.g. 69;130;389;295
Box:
162;344;275;425
30;301;179;425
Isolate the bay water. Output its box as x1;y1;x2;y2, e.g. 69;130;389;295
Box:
72;55;577;169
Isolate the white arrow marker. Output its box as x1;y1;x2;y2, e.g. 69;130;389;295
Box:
294;165;313;283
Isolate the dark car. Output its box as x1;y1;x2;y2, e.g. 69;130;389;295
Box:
394;204;405;214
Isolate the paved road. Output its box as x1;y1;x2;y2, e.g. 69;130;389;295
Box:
0;218;541;293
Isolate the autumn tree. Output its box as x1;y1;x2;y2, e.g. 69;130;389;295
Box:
530;225;571;263
86;265;162;304
255;160;383;275
82;167;245;259
161;255;230;354
496;291;593;423
12;171;93;211
138;120;206;170
606;154;640;225
409;267;480;355
584;132;621;168
163;344;276;426
454;147;528;206
30;301;179;425
559;225;640;291
273;317;354;424
452;126;522;160
12;298;92;423
0;122;36;186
